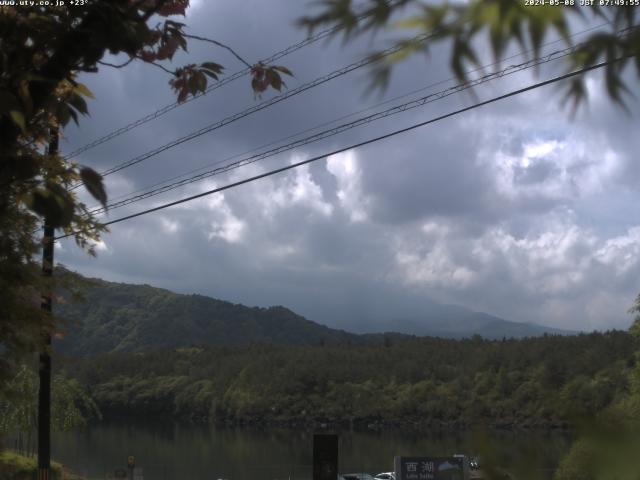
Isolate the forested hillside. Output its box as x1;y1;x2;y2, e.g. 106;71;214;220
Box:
56;331;636;429
53;274;367;355
53;270;572;356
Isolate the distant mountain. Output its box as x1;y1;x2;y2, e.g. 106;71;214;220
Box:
53;269;574;356
377;311;575;339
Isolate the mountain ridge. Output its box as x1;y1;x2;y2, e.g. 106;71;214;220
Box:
53;268;575;356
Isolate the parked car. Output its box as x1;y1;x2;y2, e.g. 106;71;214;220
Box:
339;474;376;480
374;472;395;480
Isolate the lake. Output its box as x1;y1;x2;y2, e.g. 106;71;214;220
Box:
52;422;572;480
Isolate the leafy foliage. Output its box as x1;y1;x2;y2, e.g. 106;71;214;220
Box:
0;451;66;480
0;364;100;457
553;300;640;479
299;1;640;109
0;0;291;385
627;293;640;340
251;64;294;94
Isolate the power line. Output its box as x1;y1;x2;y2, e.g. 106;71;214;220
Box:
63;1;397;161
68;31;433;191
72;21;622;194
92;22;612;212
56;57;623;241
88;44;579;217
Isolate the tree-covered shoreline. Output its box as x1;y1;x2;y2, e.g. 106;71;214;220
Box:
54;331;636;430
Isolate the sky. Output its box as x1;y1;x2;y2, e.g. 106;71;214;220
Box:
56;0;640;333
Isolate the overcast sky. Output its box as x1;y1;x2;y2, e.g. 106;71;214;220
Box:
56;0;640;333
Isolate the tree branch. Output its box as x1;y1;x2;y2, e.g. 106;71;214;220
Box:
98;57;135;69
183;33;253;68
143;59;176;75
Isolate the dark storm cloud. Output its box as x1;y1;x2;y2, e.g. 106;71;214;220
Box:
513;160;559;185
356;122;498;225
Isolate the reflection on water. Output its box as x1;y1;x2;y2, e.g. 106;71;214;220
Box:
52;422;572;480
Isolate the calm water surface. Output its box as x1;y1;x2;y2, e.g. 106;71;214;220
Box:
52;422;572;480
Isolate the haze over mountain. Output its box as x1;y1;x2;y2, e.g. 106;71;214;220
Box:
54;270;574;356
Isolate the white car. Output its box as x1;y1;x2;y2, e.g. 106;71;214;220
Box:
339;474;376;480
374;473;395;480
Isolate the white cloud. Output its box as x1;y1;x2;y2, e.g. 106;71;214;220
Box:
392;221;476;290
523;140;559;159
160;217;180;234
396;250;476;290
200;192;246;244
286;161;333;217
326;150;369;222
87;239;110;254
235;157;333;220
161;181;247;244
476;126;623;209
208;215;245;243
388;210;640;329
594;227;640;275
478;222;595;295
188;0;205;12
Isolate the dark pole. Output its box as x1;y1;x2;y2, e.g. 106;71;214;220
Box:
38;128;58;480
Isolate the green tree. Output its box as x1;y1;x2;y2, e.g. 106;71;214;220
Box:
0;365;99;456
628;293;640;340
0;1;290;383
0;365;37;456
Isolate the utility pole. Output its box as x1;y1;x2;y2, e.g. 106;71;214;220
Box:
38;128;58;480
